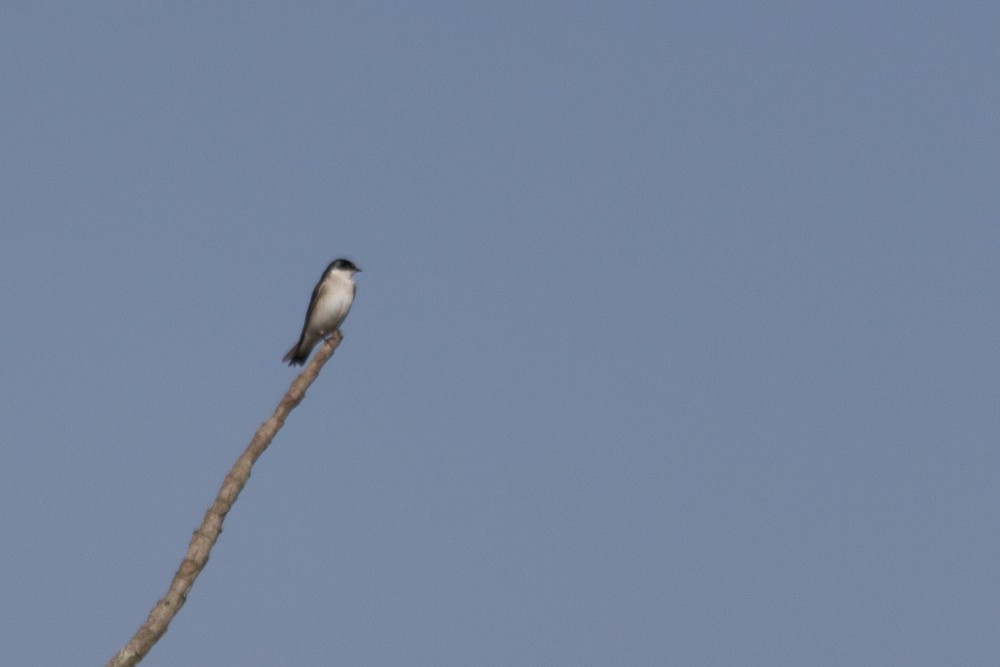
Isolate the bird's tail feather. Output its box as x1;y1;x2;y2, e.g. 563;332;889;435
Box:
282;342;308;366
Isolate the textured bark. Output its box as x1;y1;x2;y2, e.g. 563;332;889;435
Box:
107;332;343;667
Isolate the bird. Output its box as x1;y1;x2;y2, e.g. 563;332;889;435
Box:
283;258;361;366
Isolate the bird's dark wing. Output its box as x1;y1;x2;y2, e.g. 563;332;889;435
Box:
283;269;328;364
300;270;328;333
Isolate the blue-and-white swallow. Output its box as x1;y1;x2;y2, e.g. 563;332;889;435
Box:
283;258;361;366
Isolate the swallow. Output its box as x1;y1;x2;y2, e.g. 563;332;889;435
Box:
283;258;360;365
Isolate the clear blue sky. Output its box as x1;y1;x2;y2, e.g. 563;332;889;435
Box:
2;3;998;665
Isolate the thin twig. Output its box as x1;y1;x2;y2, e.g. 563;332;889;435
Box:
107;332;343;667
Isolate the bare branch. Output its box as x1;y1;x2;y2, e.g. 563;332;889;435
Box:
107;332;343;667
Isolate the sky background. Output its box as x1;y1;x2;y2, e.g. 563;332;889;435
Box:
1;2;998;665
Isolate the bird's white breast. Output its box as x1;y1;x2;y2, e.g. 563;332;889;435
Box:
312;275;355;334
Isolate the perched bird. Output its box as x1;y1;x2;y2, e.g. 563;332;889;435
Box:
283;258;361;366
